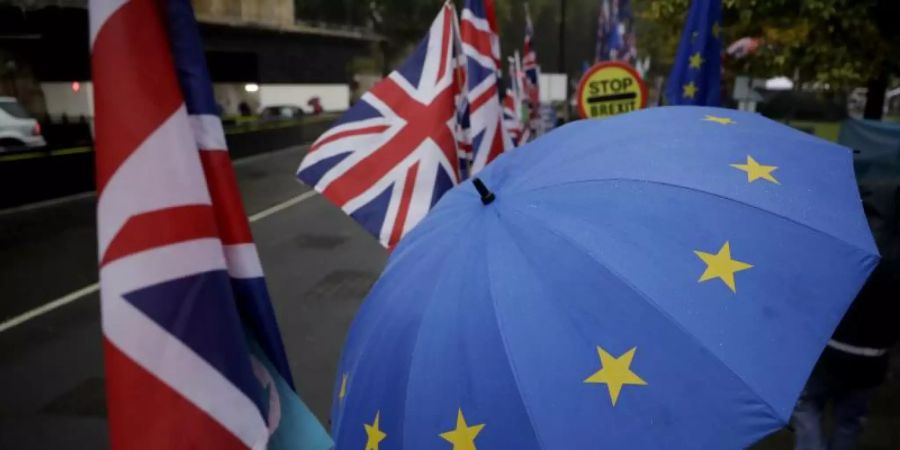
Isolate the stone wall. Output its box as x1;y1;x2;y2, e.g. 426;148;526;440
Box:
192;0;293;28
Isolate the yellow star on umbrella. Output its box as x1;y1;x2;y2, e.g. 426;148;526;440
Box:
703;115;735;125
683;81;698;99
439;409;485;450
694;241;753;293
731;155;779;184
584;346;647;406
364;411;387;450
689;52;704;69
338;372;349;401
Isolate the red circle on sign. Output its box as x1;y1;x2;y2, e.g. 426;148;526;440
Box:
576;61;648;119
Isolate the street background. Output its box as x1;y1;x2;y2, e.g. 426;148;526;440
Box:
1;0;899;448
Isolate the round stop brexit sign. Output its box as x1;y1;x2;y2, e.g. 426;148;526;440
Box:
576;61;647;119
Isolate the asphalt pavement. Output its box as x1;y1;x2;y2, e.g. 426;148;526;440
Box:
0;145;387;449
1;145;897;449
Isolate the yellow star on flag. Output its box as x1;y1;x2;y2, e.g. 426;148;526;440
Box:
584;346;647;406
731;155;779;184
703;115;735;125
338;372;348;401
712;21;721;39
682;81;698;99
439;409;485;450
694;241;753;293
364;411;387;450
689;52;704;69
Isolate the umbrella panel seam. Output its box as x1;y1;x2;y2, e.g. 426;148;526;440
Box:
507;177;876;258
501;204;790;427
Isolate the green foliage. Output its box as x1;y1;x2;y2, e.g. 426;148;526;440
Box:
493;0;603;77
294;0;445;72
639;0;900;89
295;0;899;90
369;0;447;43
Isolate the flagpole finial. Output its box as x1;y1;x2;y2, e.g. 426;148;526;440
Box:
472;178;496;205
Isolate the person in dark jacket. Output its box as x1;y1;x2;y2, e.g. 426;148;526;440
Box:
792;182;900;450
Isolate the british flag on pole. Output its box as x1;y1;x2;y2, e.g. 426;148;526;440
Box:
91;0;330;448
297;3;461;248
502;90;524;146
522;3;541;136
460;0;511;175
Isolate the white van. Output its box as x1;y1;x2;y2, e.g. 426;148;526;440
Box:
0;97;46;152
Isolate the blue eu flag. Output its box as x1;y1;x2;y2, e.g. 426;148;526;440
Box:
665;0;722;105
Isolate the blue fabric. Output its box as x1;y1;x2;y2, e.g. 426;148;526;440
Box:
232;277;296;388
466;59;495;91
164;1;332;447
166;0;297;386
838;119;900;183
333;100;381;127
249;340;334;450
396;33;428;90
665;0;722;106
332;106;879;449
349;184;394;239
165;0;220;115
123;270;267;417
299;151;353;187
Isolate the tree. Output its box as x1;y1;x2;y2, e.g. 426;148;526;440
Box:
494;0;601;78
300;0;900;117
294;0;445;75
640;0;900;118
367;0;445;74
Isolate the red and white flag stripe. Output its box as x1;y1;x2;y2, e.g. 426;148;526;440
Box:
91;0;269;448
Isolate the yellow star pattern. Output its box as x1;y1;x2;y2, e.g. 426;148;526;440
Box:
689;52;704;69
691;30;699;42
439;409;485;450
731;155;779;184
338;372;348;401
694;241;753;293
682;81;698;99
584;346;647;406
712;21;721;39
364;411;387;450
703;115;736;125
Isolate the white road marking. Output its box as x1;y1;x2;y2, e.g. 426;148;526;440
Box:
232;144;307;167
0;145;308;215
0;192;95;217
827;339;888;357
248;190;316;222
0;283;100;333
0;190;318;334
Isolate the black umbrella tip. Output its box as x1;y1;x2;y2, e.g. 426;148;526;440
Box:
472;178;496;205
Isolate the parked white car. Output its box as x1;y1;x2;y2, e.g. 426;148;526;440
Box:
0;97;46;152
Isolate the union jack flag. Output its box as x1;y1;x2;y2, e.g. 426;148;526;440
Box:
502;90;524;146
460;0;511;175
91;0;329;448
522;4;541;130
297;4;461;248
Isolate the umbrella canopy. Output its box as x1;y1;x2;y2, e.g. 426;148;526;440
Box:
331;106;879;449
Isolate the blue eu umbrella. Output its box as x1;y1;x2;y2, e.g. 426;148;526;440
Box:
331;107;879;449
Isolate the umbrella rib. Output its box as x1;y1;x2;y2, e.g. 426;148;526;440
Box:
507;123;840;192
504;204;790;425
480;210;552;450
514;177;875;256
396;211;487;446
